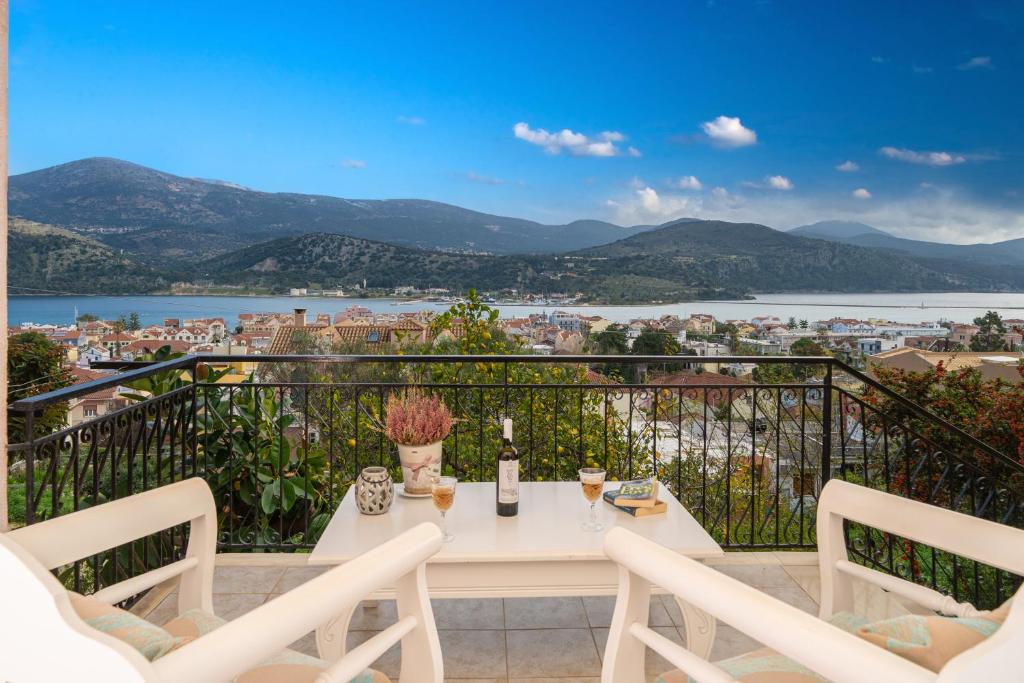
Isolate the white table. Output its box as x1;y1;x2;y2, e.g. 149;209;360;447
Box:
310;481;724;660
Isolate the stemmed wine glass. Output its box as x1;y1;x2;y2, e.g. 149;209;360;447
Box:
579;467;606;531
431;475;457;543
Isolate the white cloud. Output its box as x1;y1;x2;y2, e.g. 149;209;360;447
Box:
606;186;700;222
700;115;757;148
880;146;966;166
669;175;703;191
743;175;794;190
341;159;366;169
852;188;872;199
513;122;637;157
871;56;888;64
912;65;934;74
836;160;859;172
958;56;993;71
397;115;426;125
464;170;505;185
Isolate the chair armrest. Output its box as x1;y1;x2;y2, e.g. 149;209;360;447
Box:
604;527;936;683
153;523;442;683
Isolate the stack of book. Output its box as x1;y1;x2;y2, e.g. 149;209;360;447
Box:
602;477;666;517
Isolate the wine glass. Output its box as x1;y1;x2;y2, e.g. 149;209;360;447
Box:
579;467;606;531
431;475;457;543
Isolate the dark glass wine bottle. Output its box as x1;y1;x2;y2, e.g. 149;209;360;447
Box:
497;418;519;517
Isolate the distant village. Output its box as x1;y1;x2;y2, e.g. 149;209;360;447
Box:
11;304;1024;429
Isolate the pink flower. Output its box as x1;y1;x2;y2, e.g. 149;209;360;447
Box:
385;389;454;446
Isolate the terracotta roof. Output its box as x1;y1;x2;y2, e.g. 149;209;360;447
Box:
122;339;192;355
656;372;746;386
100;332;136;342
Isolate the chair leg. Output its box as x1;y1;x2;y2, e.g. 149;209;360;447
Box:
394;565;443;683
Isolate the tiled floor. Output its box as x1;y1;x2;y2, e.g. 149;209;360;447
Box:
140;553;902;683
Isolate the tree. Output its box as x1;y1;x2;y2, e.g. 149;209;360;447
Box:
127;312;142;332
799;319;809;329
7;332;73;443
631;329;681;356
76;312;99;324
112;316;127;333
787;317;797;329
588;324;629;355
970;311;1008;352
791;338;826;357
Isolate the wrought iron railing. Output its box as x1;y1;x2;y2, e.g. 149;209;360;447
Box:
8;354;1023;608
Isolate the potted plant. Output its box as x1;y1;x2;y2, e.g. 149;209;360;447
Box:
385;389;453;494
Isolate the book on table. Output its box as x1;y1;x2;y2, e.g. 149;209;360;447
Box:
602;489;667;517
607;477;659;508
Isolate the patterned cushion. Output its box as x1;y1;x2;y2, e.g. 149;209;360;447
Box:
854;599;1012;673
68;592;192;661
656;612;869;683
163;608;390;683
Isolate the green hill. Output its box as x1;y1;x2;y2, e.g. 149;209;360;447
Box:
8;218;168;295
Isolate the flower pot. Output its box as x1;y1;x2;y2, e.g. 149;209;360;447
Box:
397;440;443;494
354;466;394;515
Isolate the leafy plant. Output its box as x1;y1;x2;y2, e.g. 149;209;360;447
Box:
384;389;453;446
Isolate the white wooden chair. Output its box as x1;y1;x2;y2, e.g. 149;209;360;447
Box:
601;479;1024;682
0;477;444;682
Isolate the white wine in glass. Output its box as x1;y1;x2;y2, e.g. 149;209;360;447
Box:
579;467;606;531
431;476;457;542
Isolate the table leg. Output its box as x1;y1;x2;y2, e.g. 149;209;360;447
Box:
316;602;356;662
674;596;717;660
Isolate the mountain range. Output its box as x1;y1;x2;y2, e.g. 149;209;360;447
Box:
9;158;649;258
790;221;1024;267
8;158;1024;301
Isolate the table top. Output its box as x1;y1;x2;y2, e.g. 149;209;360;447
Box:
309;481;723;566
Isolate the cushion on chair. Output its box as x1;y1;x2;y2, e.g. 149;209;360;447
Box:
658;601;1012;682
656;612;869;683
68;592;192;661
162;608;390;683
854;598;1013;673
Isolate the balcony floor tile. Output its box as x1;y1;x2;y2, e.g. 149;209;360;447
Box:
506;629;601;678
504;597;588;629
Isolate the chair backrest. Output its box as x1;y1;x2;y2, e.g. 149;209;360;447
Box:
1;477;218;682
816;479;1024;682
817;479;1024;617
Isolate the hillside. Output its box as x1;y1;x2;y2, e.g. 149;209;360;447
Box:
195;232;745;302
197;219;1024;302
790;220;1024;266
9;158;648;257
8;218;168;295
577;220;1024;293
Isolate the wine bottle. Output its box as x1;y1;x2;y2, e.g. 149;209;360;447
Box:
497;418;519;517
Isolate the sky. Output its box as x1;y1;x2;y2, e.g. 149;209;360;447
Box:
9;1;1024;243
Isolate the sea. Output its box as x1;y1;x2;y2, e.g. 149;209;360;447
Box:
9;292;1024;328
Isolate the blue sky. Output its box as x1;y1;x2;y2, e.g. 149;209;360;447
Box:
9;1;1023;242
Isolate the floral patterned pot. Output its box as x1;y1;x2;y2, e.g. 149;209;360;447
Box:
397;441;443;494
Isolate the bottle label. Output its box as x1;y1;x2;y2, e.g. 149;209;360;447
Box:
498;460;519;504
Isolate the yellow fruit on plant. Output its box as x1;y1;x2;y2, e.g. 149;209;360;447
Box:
347;438;357;448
